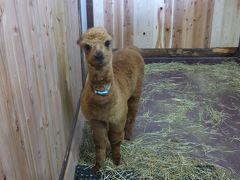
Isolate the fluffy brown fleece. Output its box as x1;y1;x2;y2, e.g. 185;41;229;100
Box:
78;27;144;171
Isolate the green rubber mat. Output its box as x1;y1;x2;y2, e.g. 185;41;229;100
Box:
74;165;100;180
74;164;137;180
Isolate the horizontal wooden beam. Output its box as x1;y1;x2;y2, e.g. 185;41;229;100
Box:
141;48;238;58
144;56;240;64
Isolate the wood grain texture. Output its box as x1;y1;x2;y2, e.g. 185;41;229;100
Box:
141;47;237;57
156;6;164;48
104;0;114;37
93;0;104;27
164;0;173;48
113;0;123;48
92;0;239;48
133;0;160;48
86;0;94;28
173;0;184;48
192;0;214;48
63;113;85;180
0;0;82;179
204;0;215;47
210;0;240;47
123;0;133;46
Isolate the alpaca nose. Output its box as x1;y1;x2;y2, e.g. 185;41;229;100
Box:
94;51;104;61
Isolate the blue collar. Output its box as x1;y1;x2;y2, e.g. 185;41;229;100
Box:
94;84;111;96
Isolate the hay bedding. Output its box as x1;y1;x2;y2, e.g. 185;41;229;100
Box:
77;62;240;179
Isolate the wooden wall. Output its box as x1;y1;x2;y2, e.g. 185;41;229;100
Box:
92;0;240;48
210;0;240;47
0;0;82;179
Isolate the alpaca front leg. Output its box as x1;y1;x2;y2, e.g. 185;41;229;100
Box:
94;146;106;171
111;141;121;165
90;120;108;171
108;129;124;165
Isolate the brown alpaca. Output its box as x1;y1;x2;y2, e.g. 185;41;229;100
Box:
78;27;144;171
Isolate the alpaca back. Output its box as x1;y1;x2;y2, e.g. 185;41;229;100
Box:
112;48;144;97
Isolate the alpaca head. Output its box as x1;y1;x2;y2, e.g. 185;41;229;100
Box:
78;27;112;67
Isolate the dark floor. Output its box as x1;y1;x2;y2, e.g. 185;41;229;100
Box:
77;61;240;179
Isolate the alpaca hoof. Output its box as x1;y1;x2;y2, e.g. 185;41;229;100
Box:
124;135;131;141
113;157;121;166
124;132;131;141
92;163;101;173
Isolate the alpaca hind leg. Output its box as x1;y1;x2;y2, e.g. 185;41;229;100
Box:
125;96;141;140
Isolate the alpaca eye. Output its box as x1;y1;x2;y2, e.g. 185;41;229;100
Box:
104;40;111;48
84;44;91;52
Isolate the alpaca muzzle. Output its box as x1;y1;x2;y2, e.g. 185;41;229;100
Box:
94;51;104;63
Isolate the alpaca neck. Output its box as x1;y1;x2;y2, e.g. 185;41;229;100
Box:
88;62;114;95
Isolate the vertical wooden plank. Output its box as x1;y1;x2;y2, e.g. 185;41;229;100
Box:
210;0;224;47
133;0;160;48
81;0;88;33
156;6;165;48
172;0;184;48
0;0;82;179
0;25;33;179
192;0;214;48
181;0;195;48
133;0;151;48
29;0;63;177
13;0;57;178
1;0;39;179
123;0;133;46
210;0;240;47
0;63;22;180
233;1;240;47
192;0;205;48
113;0;123;48
164;0;172;48
152;0;162;48
93;0;104;27
86;0;94;28
204;0;214;47
52;0;73;141
63;113;85;180
173;0;214;48
62;2;82;177
36;0;63;177
169;0;175;48
64;0;83;109
222;0;240;46
0;160;6;180
104;0;114;37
